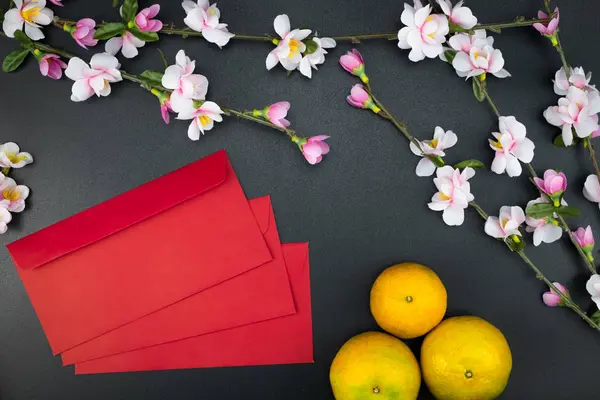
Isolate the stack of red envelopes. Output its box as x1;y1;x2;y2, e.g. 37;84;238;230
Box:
7;150;313;374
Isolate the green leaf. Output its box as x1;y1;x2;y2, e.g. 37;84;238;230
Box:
303;39;318;55
591;310;600;325
526;202;556;219
94;22;126;40
472;78;485;102
443;50;456;64
429;156;445;168
140;70;164;87
157;48;168;69
129;27;159;42
453;159;485;170
448;22;468;33
2;48;30;72
121;0;139;22
13;30;33;48
555;206;580;218
553;135;566;147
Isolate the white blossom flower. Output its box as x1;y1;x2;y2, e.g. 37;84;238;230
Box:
0;207;12;234
450;31;510;79
0;176;29;213
176;101;224;140
525;197;563;246
437;0;477;29
2;0;53;41
0;142;33;169
105;31;145;59
544;86;600;146
398;1;449;62
298;37;336;79
583;174;600;209
161;50;209;113
65;53;123;102
428;166;475;226
409;126;457;176
485;206;525;240
182;0;234;47
266;15;312;71
586;274;600;310
489;116;535;177
554;66;596;96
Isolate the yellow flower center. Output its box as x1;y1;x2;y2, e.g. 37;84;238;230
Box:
208;8;216;15
429;138;439;148
501;217;510;228
425;16;433;22
473;51;480;59
3;188;20;202
491;136;503;150
440;193;451;201
4;152;26;164
288;39;301;58
198;115;212;127
20;6;41;23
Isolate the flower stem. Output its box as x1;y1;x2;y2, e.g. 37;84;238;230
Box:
224;108;296;139
468;17;552;33
554;35;571;79
586;139;600;184
468;201;489;219
517;250;600;331
557;214;597;274
482;86;501;118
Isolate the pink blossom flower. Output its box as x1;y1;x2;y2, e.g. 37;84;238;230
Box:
484;206;526;240
0;176;29;213
135;4;163;32
574;226;595;255
161;100;173;124
296;135;330;165
437;0;477;29
583;174;600;209
105;31;145;59
0;207;12;234
398;1;449;62
182;0;234;48
2;0;54;41
161;50;209;113
428;166;475;226
176;101;224;140
450;31;510;79
544;86;600;146
48;0;63;6
410;126;457;177
533;8;559;36
533;169;567;205
39;53;67;80
586;274;600;310
346;84;380;113
64;53;122;102
260;102;290;129
489;116;535;177
553;66;596;96
542;282;568;307
72;18;99;49
525;197;563;246
339;49;368;83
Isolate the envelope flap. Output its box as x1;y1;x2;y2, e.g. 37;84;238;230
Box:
8;150;229;270
249;195;272;234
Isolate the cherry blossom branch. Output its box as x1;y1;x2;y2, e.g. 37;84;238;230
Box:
469;202;600;331
587;140;600;184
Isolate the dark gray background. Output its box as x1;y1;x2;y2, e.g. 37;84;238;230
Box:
1;0;599;398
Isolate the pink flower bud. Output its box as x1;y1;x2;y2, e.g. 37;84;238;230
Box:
346;84;380;113
339;49;368;83
72;18;99;49
265;102;291;129
295;135;330;165
49;0;64;6
533;169;567;205
574;226;595;259
533;8;559;36
135;4;164;32
39;54;67;80
542;282;568;307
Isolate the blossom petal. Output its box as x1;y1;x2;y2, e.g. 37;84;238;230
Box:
90;52;120;70
484;217;504;238
442;206;465;226
583;175;600;203
24;24;44;41
65;57;89;80
416;158;437;177
274;14;290;38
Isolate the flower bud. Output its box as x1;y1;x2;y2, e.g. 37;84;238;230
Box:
339;49;369;83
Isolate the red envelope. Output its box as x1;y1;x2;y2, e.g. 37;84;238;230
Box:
61;196;295;365
75;243;313;374
7;150;272;355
